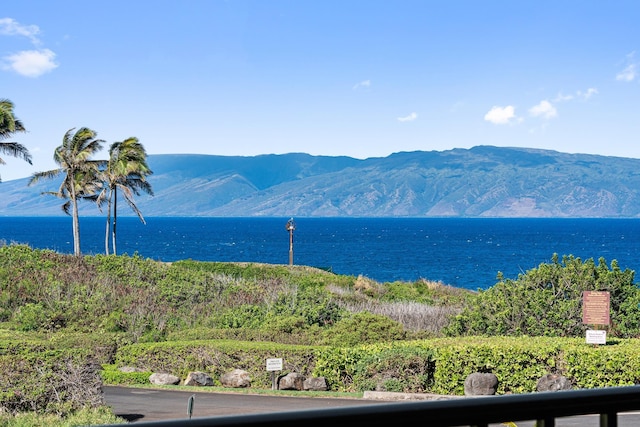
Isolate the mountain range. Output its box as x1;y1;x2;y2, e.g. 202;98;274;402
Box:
2;145;640;217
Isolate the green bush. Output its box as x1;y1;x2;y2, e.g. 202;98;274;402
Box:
312;336;640;394
447;255;640;338
431;337;561;394
100;364;152;385
208;305;267;329
353;343;434;392
321;312;406;347
312;342;434;392
13;303;50;331
0;406;125;427
0;353;104;416
563;339;640;388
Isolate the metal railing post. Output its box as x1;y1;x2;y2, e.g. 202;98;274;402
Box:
600;412;617;427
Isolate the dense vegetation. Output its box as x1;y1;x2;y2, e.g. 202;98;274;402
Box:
0;244;463;343
447;254;640;338
2;244;640;424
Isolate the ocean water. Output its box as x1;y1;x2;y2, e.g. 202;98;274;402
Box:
1;216;640;290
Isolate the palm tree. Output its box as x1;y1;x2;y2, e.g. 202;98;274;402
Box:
29;127;105;256
0;99;32;181
98;137;153;255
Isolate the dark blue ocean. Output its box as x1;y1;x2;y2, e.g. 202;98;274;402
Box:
1;217;640;290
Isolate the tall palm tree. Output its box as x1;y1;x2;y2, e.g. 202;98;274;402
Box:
0;99;32;181
29;127;105;256
98;137;153;255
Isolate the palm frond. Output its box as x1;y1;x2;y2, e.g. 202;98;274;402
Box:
29;168;62;186
0;142;32;164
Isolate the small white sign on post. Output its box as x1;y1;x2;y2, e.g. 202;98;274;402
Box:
266;358;283;390
266;358;283;372
586;329;607;345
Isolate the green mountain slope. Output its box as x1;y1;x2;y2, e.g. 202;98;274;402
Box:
2;146;639;217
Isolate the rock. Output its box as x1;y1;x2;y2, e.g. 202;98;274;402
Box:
464;373;498;396
303;377;328;391
118;366;140;373
184;371;214;387
220;369;251;388
149;372;180;385
536;374;572;392
278;372;306;390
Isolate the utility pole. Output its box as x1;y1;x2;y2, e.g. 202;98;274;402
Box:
285;218;295;265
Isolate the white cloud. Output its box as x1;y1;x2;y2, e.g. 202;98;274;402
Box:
554;87;598;103
0;18;41;44
353;79;371;90
553;93;574;102
397;112;417;122
616;52;637;82
578;87;598;100
484;105;516;125
529;100;557;119
616;64;636;82
3;49;58;77
0;17;57;77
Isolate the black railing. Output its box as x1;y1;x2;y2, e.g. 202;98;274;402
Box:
110;386;640;427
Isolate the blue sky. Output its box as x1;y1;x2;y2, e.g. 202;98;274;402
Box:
1;0;639;181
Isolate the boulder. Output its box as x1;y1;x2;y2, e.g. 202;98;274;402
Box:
184;371;214;387
278;372;306;390
303;377;328;391
464;373;498;396
220;369;251;388
149;372;180;385
536;374;572;392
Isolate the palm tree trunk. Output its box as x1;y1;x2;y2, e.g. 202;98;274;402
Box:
112;187;118;255
71;186;81;256
105;193;112;255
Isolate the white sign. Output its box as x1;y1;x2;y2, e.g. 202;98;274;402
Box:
266;358;283;371
586;329;607;345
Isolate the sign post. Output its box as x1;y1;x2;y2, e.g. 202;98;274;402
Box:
266;358;283;390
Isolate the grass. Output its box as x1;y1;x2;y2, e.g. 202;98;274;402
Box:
108;382;365;399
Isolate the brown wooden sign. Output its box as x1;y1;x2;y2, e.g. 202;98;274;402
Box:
582;291;610;325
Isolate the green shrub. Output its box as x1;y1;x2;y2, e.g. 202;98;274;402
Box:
100;364;152;385
269;287;345;327
353;343;434;392
262;315;308;333
0;406;125;427
563;339;640;388
208;305;266;329
13;303;50;331
321;312;406;347
313;342;434;392
447;255;640;338
431;337;561;395
0;353;104;416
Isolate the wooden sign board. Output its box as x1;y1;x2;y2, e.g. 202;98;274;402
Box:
582;291;610;325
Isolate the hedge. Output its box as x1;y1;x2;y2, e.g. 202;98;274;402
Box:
110;337;640;395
